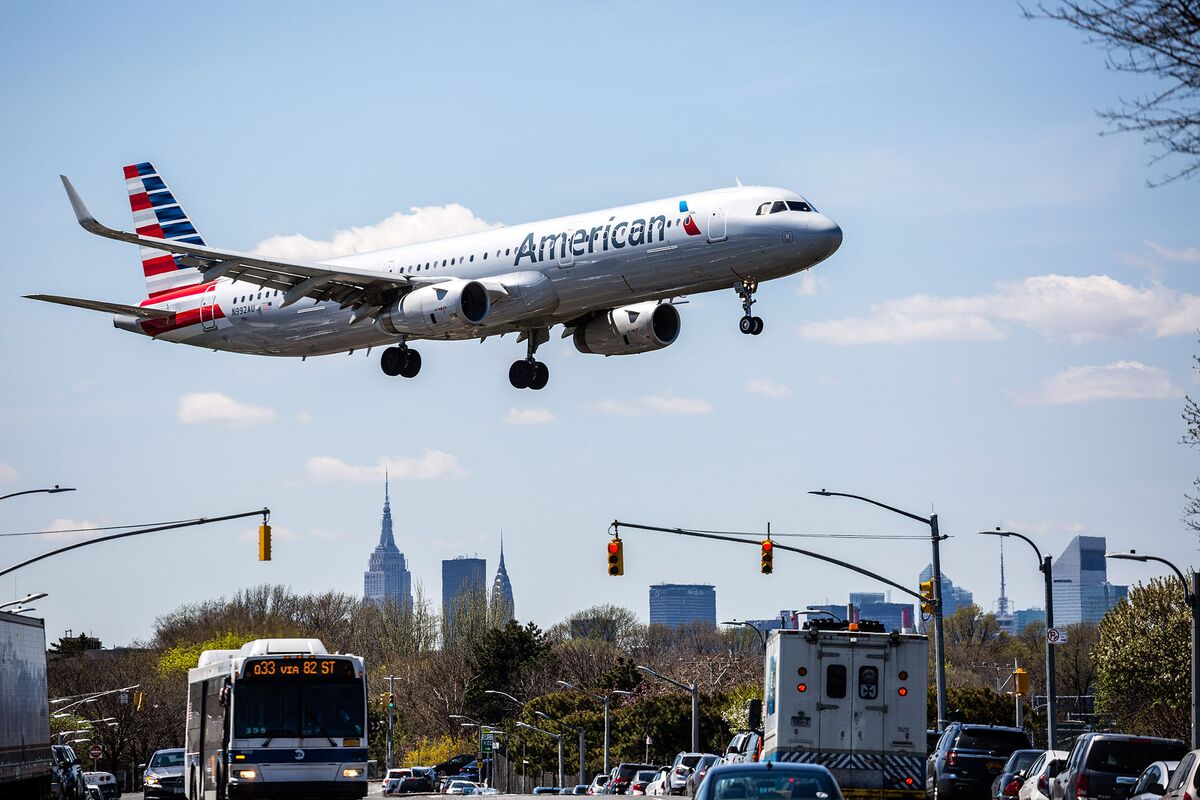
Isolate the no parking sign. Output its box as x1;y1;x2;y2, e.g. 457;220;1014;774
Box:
1046;627;1068;645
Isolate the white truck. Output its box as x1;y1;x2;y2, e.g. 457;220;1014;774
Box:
761;619;927;800
0;609;53;800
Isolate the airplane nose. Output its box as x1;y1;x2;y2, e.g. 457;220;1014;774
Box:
807;214;842;259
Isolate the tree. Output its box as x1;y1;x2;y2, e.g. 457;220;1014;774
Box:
1030;1;1200;184
1095;577;1190;739
467;620;552;722
1184;352;1200;534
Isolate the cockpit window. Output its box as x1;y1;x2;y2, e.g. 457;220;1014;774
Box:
786;200;813;212
758;199;817;214
756;202;772;215
770;201;787;213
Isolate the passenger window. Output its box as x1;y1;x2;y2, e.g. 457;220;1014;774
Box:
483;252;487;259
857;666;879;699
786;201;813;212
826;664;846;698
770;201;787;213
666;220;672;227
451;258;456;265
470;255;474;262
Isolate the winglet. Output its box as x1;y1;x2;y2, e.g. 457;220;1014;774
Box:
60;175;102;232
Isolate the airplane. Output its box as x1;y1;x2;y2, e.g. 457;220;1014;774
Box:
28;163;842;389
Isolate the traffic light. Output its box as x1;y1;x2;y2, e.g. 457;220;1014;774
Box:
133;690;144;711
258;523;272;561
760;539;774;574
383;691;395;710
607;537;624;576
1013;667;1029;697
919;579;935;614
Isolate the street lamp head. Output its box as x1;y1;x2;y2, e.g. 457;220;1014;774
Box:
555;680;575;689
1105;551;1148;562
611;689;635;697
534;711;551;721
48;486;76;494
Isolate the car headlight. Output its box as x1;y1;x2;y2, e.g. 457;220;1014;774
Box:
144;776;160;786
237;770;257;780
343;768;363;778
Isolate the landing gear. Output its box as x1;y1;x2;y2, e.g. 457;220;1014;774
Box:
381;345;421;378
735;279;764;335
509;327;550;390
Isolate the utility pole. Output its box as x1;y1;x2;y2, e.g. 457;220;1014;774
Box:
387;674;395;770
636;666;698;752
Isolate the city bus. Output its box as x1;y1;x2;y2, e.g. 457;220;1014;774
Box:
184;638;368;800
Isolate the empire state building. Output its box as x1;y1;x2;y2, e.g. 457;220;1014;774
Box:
363;476;413;608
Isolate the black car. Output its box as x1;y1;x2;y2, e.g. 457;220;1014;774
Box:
399;767;435;793
926;723;1034;800
607;764;659;795
52;745;87;800
1050;733;1187;800
991;750;1044;800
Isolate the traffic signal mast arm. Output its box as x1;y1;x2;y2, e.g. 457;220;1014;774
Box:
609;520;931;605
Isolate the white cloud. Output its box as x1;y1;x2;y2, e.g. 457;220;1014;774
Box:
594;394;713;416
178;392;276;427
294;411;313;424
1146;241;1200;264
39;518;100;542
252;205;500;261
799;274;1200;345
1007;361;1183;406
796;273;826;296
306;451;467;482
0;463;17;483
747;378;793;398
504;408;556;426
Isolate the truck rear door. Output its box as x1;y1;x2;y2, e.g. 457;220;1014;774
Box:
851;644;888;756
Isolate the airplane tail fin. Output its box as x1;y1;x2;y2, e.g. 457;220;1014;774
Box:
123;162;208;298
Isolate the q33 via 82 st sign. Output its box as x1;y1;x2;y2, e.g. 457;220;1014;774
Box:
243;657;357;679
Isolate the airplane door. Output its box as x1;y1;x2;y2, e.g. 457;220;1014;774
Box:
707;207;727;242
199;285;219;331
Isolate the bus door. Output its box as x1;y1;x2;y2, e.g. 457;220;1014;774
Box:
851;644;888;757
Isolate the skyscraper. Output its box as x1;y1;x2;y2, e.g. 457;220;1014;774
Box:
442;557;487;618
363;476;413;608
490;536;515;624
648;584;716;628
1051;535;1128;625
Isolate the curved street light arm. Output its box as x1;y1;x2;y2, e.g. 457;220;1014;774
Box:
1108;552;1192;601
978;529;1043;567
0;486;76;502
808;490;932;527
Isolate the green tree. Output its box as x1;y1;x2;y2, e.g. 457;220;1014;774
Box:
1095;578;1190;739
467;620;552;722
933;684;1027;727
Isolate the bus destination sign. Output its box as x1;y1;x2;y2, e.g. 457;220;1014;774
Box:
243;657;357;679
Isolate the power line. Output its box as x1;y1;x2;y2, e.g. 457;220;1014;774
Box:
663;525;931;541
0;518;203;537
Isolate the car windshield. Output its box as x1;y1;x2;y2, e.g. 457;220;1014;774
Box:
956;730;1032;753
234;679;364;738
149;751;184;768
1086;742;1187;774
679;755;703;768
708;769;839;800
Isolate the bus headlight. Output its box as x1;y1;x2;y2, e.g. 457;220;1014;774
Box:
342;768;363;778
237;770;257;780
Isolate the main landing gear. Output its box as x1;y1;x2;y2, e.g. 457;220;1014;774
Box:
380;344;421;378
736;278;764;335
510;327;550;390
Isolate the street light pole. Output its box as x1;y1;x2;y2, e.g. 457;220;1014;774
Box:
536;711;585;786
1106;551;1199;748
557;680;609;777
979;529;1057;749
636;666;699;752
810;490;949;730
720;620;767;648
516;721;563;789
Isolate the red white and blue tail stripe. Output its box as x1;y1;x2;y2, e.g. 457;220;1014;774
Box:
123;162;207;298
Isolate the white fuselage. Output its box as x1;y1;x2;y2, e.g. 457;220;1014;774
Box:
120;185;841;356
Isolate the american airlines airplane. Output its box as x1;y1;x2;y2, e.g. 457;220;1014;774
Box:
29;164;842;389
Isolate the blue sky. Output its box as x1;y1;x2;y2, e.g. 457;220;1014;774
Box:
2;3;1198;645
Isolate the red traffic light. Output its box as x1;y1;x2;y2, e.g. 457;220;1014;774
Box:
761;539;773;551
608;541;620;554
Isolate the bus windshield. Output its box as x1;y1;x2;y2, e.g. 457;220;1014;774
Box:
234;680;365;739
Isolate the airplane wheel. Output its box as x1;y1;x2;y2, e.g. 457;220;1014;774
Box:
529;361;549;390
739;315;754;334
381;347;404;376
509;360;533;389
399;349;422;378
751;316;764;335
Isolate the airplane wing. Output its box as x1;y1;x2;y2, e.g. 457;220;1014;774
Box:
60;175;446;312
25;294;176;318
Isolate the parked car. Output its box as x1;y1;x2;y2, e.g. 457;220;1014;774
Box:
647;768;672;796
1129;760;1180;800
572;786;591;795
588;775;611;795
1018;750;1069;800
84;785;103;800
722;733;762;764
82;772;119;800
694;762;844;800
400;767;436;793
609;764;659;795
926;723;1034;800
685;755;722;797
669;754;705;795
52;744;87;800
992;750;1045;800
384;768;412;796
1050;734;1187;800
1163;750;1200;800
446;779;478;795
631;770;660;795
142;748;185;800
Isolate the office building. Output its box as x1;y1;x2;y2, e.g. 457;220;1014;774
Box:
1051;535;1128;625
1015;608;1047;631
443;556;487;618
363;477;413;608
649;584;716;628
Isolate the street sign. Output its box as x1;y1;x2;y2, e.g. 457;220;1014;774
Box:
482;734;494;752
88;745;102;759
1046;627;1068;645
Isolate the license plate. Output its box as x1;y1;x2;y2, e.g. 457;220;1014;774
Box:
171;788;183;794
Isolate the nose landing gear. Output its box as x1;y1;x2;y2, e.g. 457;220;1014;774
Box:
510;327;550;390
736;279;764;335
381;344;422;378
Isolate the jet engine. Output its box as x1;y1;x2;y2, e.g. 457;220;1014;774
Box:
573;301;681;356
378;279;490;336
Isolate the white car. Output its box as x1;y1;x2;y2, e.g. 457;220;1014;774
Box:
1018;750;1069;800
445;780;477;795
1129;760;1180;800
383;768;412;796
646;768;671;796
1164;751;1200;800
81;772;118;800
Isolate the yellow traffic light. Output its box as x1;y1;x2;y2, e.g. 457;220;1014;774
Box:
607;537;624;576
259;524;272;561
1013;667;1029;696
761;539;774;574
133;690;144;711
919;579;935;614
